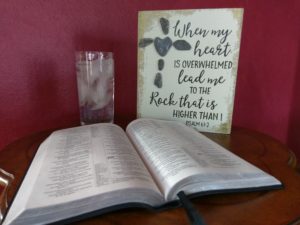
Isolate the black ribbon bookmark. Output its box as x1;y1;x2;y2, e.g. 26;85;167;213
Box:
177;191;207;225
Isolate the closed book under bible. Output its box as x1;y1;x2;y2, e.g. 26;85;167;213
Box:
3;119;281;225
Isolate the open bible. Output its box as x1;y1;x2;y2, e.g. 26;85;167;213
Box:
3;119;282;225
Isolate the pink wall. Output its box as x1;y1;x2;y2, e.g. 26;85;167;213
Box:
0;1;299;157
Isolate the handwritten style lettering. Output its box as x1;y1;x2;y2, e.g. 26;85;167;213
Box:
150;92;178;107
178;69;206;84
194;40;231;57
173;20;209;38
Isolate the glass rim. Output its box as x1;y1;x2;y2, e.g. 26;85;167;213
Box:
76;51;113;56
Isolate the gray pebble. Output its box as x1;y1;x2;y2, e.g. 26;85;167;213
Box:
139;38;153;48
158;59;164;71
173;40;191;50
154;37;172;57
160;18;169;35
154;73;162;88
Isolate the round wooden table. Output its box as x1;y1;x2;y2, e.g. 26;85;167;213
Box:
0;127;299;225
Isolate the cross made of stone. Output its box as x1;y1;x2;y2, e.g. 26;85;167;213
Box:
139;17;191;88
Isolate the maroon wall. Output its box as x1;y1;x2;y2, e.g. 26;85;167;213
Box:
0;0;299;157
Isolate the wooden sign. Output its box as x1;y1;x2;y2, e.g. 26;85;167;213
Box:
137;8;244;134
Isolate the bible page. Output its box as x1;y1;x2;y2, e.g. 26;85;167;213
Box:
126;119;203;200
4;123;163;225
126;119;281;201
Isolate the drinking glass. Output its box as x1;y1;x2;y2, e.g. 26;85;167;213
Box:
0;168;14;222
76;51;114;125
